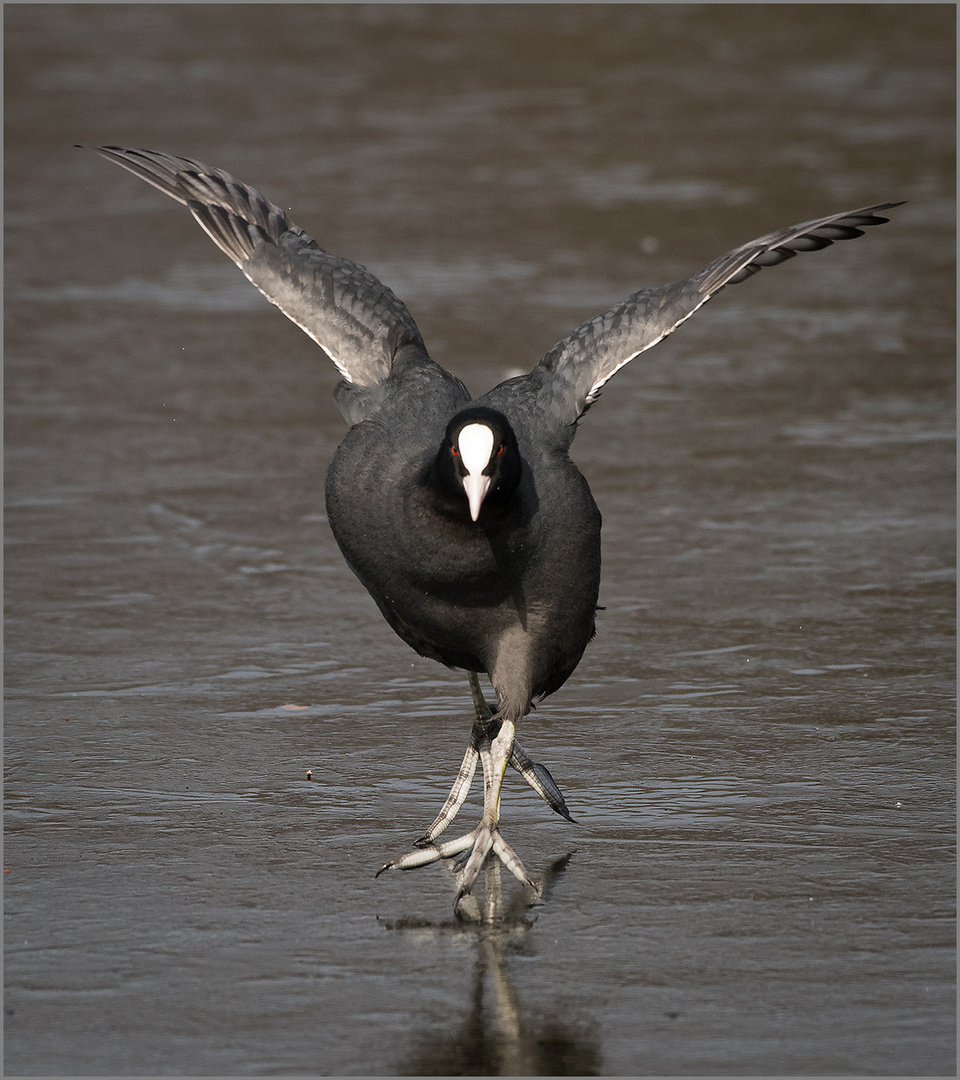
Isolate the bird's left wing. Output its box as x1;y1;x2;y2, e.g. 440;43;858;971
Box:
535;202;903;424
85;146;427;388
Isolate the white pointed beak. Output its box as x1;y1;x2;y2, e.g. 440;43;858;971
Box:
463;472;492;521
457;422;496;522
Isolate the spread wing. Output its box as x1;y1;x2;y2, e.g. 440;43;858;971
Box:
536;202;903;423
85;146;427;388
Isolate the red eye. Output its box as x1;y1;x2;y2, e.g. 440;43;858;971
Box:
451;445;459;456
496;445;504;456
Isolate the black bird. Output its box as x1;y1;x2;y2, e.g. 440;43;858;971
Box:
86;146;901;905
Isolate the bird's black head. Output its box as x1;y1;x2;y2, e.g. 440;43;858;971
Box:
433;406;522;523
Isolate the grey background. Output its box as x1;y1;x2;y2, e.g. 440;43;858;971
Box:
5;5;955;1076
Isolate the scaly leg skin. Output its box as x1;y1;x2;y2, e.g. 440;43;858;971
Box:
376;673;574;900
415;673;573;846
452;717;536;905
509;742;575;824
414;736;480;846
376;717;533;891
471;671;576;824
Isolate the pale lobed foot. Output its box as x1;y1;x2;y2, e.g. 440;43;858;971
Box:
413;673;574;846
376;675;575;904
377;716;536;902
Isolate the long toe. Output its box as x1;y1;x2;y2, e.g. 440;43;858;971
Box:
491;831;538;891
415;743;480;845
453;823;497;902
510;742;576;822
453;824;536;904
376;829;477;876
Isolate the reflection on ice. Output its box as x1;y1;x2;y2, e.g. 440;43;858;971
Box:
383;855;602;1076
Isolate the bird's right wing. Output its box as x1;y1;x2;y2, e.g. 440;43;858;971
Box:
535;202;903;425
86;146;427;388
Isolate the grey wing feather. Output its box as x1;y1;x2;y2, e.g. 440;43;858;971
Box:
537;202;903;423
86;146;426;387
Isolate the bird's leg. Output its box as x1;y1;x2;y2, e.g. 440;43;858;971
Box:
472;671;576;823
376;676;490;874
453;717;536;903
375;672;572;893
468;669;493;720
376;717;533;893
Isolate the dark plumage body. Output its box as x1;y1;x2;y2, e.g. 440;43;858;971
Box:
86;144;900;905
326;353;601;718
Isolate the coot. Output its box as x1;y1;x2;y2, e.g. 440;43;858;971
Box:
87;146;900;905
